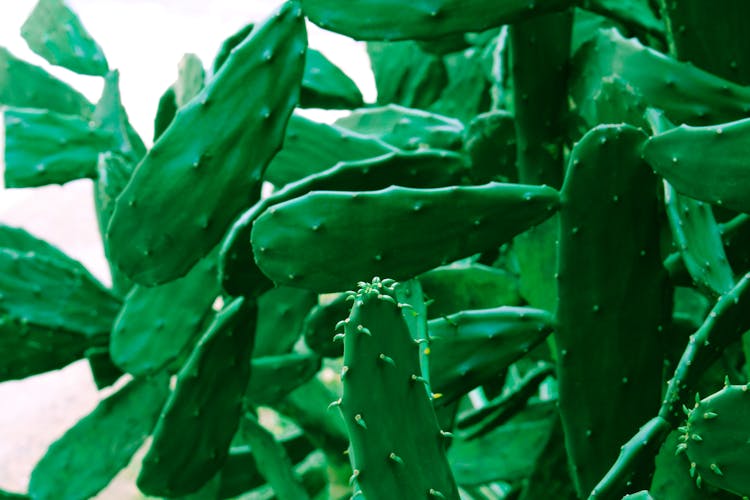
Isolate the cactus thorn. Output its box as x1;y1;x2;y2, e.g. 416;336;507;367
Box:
378;353;395;366
349;470;360;486
333;333;346;342
725;375;731;386
690;462;697;478
327;399;342;410
428;489;446;498
354;414;367;429
378;294;398;305
710;463;724;476
388;452;404;465
335;319;348;331
691;433;703;442
675;443;687;455
356;325;372;336
683;404;691;416
411;374;428;385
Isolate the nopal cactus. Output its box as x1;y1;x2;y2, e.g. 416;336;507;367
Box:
8;0;750;499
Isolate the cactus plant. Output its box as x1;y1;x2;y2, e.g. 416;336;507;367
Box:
10;0;750;499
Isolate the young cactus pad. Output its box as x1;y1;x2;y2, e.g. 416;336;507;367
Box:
336;278;459;500
680;384;750;496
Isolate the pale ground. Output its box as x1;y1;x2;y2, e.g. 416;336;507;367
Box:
0;0;374;496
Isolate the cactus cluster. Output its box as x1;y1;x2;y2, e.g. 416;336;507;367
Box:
6;0;750;499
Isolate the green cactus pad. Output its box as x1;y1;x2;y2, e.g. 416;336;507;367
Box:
419;263;522;319
300;0;573;40
153;85;177;141
580;0;663;38
219;431;314;499
92;70;146;163
643;118;750;214
110;250;220;376
303;293;350;357
510;10;571;188
29;375;169;500
213;22;361;110
0;225;75;262
0;316;92;382
368;40;447;109
84;346;124;389
0;47;93;116
3;108;114;188
94;153;135;296
337;278;459;499
264;114;394;187
174;53;205;108
21;0;109;76
251;183;559;293
0;248;119;338
660;1;750;85
0;225;119;381
246;353;321;405
588;416;671;499
428;307;554;405
107;2;307;286
448;401;557;486
463;110;517;184
233;414;310;500
660;274;750;424
680;384;750;496
0;490;27;499
571;29;750;127
301;49;363;109
429;46;491;123
557;124;670;496
664;184;735;297
221;150;470;297
137;297;257;497
255;286;317;357
456;361;555;433
335;104;464;151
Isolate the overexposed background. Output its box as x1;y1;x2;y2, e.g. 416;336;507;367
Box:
0;1;374;495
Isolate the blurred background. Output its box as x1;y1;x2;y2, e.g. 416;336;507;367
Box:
0;1;374;495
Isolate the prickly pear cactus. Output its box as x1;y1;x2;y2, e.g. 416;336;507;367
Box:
12;0;750;498
678;384;750;496
333;278;459;500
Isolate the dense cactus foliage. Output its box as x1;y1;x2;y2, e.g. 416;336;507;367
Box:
7;0;750;499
